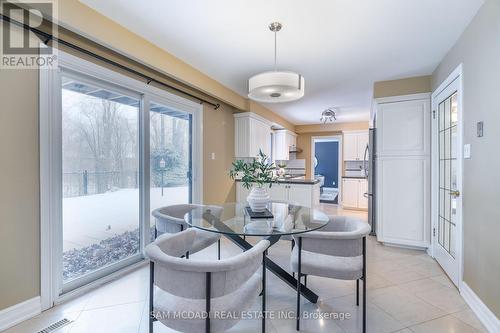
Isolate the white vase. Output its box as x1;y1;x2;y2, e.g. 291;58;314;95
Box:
247;186;270;212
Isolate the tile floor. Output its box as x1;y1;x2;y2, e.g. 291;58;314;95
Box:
4;206;487;333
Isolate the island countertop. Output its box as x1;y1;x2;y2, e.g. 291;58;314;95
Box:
235;177;320;185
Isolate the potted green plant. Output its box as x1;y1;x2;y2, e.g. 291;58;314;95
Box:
229;150;276;212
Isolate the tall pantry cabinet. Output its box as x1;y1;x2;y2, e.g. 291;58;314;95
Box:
375;93;431;249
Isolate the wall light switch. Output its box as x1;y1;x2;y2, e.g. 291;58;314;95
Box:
211;153;216;160
463;144;471;159
477;121;484;137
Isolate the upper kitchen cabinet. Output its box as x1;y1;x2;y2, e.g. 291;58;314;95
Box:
274;129;298;161
376;95;431;157
343;131;369;161
234;112;272;158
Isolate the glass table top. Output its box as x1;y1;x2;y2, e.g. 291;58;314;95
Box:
184;202;330;237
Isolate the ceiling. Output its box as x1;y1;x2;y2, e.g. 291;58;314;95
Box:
81;0;484;124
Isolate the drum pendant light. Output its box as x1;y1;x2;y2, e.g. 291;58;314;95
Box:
248;22;305;103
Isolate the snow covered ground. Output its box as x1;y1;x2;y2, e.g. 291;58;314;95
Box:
63;186;189;251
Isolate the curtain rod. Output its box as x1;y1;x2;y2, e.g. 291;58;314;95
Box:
0;14;221;110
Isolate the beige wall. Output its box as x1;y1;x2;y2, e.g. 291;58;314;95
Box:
296;122;369;178
247;101;295;131
373;76;432;98
295;122;369;134
432;0;500;317
0;67;40;309
202;104;236;204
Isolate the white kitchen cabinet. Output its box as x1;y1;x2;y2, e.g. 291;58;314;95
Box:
234;112;272;158
376;97;430;157
374;93;431;249
376;156;430;248
236;183;250;203
343;131;369;161
236;182;320;208
288;184;315;207
274;129;297;161
343;133;358;161
342;179;359;208
268;183;288;201
342;178;367;209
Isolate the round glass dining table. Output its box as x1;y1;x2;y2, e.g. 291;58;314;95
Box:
184;201;330;304
184;201;330;237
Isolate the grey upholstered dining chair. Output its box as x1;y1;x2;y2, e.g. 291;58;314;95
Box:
290;216;371;332
145;229;270;333
152;204;222;259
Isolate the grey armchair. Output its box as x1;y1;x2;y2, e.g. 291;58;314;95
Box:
152;204;222;259
290;216;371;332
145;229;270;333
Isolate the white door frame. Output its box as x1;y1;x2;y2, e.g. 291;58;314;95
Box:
311;135;343;203
430;63;464;289
40;50;203;309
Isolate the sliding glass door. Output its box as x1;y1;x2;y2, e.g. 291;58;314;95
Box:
149;102;193;239
41;51;203;300
60;73;142;291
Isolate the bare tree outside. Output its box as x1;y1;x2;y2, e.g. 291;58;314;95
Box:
62;89;138;197
60;82;191;282
149;107;190;189
61;85;141;281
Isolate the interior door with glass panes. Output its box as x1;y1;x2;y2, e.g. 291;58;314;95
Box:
432;76;462;287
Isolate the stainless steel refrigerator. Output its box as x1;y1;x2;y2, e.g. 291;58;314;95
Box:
364;128;376;236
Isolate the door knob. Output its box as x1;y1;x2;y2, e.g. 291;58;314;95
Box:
450;190;460;197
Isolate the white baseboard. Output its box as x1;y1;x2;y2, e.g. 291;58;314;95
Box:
461;282;500;333
380;241;428;252
0;296;41;331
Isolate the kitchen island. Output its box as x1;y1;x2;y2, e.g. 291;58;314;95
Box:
235;178;321;208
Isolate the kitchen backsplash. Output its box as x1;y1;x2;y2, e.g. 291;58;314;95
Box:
344;160;366;177
232;158;306;177
345;160;364;170
276;159;306;176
